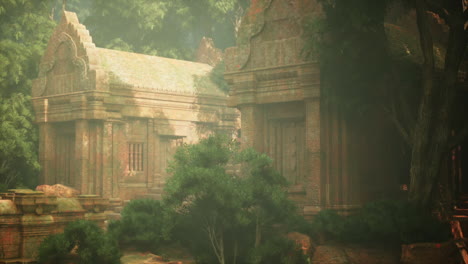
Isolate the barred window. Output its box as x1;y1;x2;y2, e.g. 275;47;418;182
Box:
128;143;144;171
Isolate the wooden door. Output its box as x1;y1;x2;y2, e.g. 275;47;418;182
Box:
267;119;305;185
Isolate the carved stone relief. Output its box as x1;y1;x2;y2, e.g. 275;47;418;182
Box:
33;32;88;97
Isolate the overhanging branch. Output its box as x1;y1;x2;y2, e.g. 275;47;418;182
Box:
383;105;413;147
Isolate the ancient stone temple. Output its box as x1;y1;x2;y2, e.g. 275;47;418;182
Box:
31;11;237;200
224;0;323;218
224;0;406;217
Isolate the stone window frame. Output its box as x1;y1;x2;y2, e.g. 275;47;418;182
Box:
128;142;144;172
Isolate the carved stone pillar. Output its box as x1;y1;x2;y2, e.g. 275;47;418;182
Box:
147;119;155;188
75;119;89;194
239;104;264;152
102;121;113;198
304;98;321;208
111;122;124;198
38;123;55;185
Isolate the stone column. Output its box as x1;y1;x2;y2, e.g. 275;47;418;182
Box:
146;119;155;188
38;123;55;185
239;104;264;152
102;121;113;198
111;122;123;198
304;98;322;212
75;119;89;194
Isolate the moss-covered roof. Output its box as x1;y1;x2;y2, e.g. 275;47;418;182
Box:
97;48;223;95
41;11;225;97
7;189;44;195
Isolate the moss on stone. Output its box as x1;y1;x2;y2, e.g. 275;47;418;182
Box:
57;198;83;212
21;215;54;225
7;189;44;195
78;194;99;198
0;200;17;214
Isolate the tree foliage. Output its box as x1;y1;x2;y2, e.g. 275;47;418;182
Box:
310;0;391;114
0;0;54;190
61;0;248;59
310;200;451;244
108;199;172;252
0;0;55;97
163;134;298;264
38;220;121;264
0;94;40;190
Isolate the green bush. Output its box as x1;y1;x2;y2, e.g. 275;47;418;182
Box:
310;200;451;245
38;220;120;264
163;134;300;264
108;199;170;252
37;233;72;264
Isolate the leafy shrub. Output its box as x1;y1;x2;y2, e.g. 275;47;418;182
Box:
310;200;451;245
108;199;171;252
37;233;72;264
38;220;120;264
310;209;346;241
163;134;300;264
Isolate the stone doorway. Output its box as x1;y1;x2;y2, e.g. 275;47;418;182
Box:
54;123;75;187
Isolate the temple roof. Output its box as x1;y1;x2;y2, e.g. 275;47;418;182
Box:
96;47;221;95
35;11;223;97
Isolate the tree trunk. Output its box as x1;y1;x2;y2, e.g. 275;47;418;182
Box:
408;0;436;208
255;213;261;248
409;0;467;209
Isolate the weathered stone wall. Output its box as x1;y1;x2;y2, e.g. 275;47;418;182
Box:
0;189;108;262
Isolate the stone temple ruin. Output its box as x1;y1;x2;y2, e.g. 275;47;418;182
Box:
2;0;468;262
32;0;416;217
30;11;238;201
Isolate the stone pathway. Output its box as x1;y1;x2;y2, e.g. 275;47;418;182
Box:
311;244;401;264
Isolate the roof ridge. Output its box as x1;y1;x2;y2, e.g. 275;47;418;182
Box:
95;47;212;67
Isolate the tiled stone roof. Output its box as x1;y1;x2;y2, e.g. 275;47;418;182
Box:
39;11;223;96
97;47;222;95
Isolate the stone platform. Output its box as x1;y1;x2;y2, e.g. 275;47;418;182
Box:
0;189;109;262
